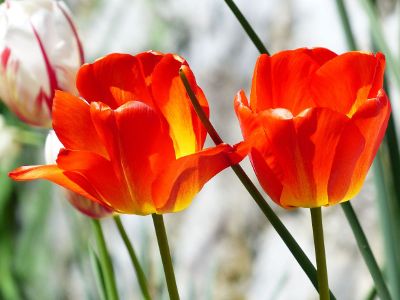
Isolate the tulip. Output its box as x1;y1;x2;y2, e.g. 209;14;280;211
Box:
0;0;84;127
10;51;244;215
235;48;390;208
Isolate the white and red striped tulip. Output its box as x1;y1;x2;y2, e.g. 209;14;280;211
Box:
0;0;84;127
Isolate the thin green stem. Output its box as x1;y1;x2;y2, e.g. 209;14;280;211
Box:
341;202;391;300
113;216;152;300
310;208;330;300
365;286;377;300
151;214;180;300
223;0;269;55
92;219;119;300
359;0;400;86
373;155;400;300
334;0;357;50
180;70;336;299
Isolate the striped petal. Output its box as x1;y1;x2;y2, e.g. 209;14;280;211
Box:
151;56;209;158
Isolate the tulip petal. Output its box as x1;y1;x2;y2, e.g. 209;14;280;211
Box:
153;143;245;213
136;51;164;84
151;56;209;158
90;100;175;214
235;91;284;203
9;164;101;205
52;90;107;157
253;107;357;207
76;53;153;109
254;109;313;207
249;147;283;203
55;149;134;213
312;52;385;116
338;90;390;201
250;48;337;115
234;90;263;138
327;123;365;204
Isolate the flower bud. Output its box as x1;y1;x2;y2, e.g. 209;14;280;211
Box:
0;0;84;127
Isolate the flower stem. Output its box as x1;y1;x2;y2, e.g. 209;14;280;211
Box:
151;214;180;300
373;156;400;300
223;0;269;55
92;219;119;300
310;207;330;300
113;216;152;300
180;70;336;299
334;0;357;50
359;0;400;86
341;202;391;300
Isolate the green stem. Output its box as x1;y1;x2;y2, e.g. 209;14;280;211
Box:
151;214;180;300
359;0;400;86
223;0;269;55
341;202;391;300
92;219;119;300
310;207;330;300
334;0;357;50
180;71;336;299
373;155;400;300
365;286;377;300
113;216;152;300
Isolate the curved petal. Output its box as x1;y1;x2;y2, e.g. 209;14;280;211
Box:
153;143;245;213
234;90;263;139
254;107;353;207
90;100;175;214
9;164;100;204
151;56;209;158
249;147;283;204
136;50;164;85
76;53;153;109
52;90;107;157
253;109;311;207
250;48;337;115
327;122;365;204
55;149;137;213
234;90;284;204
312;52;385;115
339;89;390;201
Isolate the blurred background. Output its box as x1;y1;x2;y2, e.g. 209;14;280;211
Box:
1;0;400;299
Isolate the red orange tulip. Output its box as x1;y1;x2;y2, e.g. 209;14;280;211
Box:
10;51;243;215
235;48;390;208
